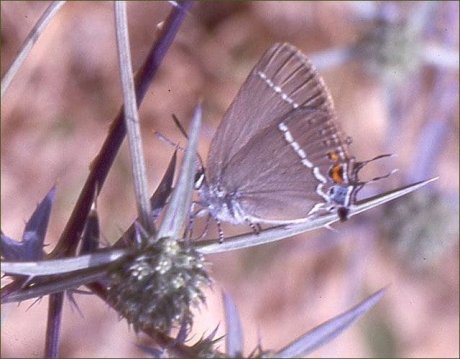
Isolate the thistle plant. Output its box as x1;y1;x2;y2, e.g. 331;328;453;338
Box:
1;1;449;358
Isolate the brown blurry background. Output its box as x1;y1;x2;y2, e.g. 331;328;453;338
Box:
1;1;458;358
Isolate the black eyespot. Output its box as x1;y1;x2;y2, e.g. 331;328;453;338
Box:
338;207;349;222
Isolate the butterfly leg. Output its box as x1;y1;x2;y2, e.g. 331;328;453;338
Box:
244;219;261;235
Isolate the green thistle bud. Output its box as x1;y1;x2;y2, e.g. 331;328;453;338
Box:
107;237;211;334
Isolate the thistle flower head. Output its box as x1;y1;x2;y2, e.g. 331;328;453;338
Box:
107;237;211;334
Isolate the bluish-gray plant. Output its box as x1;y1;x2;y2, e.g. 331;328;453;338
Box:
1;1;445;358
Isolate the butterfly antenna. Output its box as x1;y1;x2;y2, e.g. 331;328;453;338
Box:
154;131;186;151
171;113;206;180
172;113;189;139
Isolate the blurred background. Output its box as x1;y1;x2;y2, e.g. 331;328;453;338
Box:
1;1;458;357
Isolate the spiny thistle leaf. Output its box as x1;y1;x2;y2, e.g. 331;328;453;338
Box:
1;186;56;261
157;103;202;240
276;289;385;357
196;177;438;254
223;292;244;357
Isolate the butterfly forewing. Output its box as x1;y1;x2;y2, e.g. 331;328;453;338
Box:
206;42;338;184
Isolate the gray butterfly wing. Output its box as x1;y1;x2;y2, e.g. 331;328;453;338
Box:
218;107;349;222
206;43;337;184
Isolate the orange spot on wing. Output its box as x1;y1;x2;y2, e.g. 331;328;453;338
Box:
329;164;345;184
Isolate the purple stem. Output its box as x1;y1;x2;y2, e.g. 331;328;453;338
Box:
42;2;193;358
44;292;64;358
51;0;192;257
